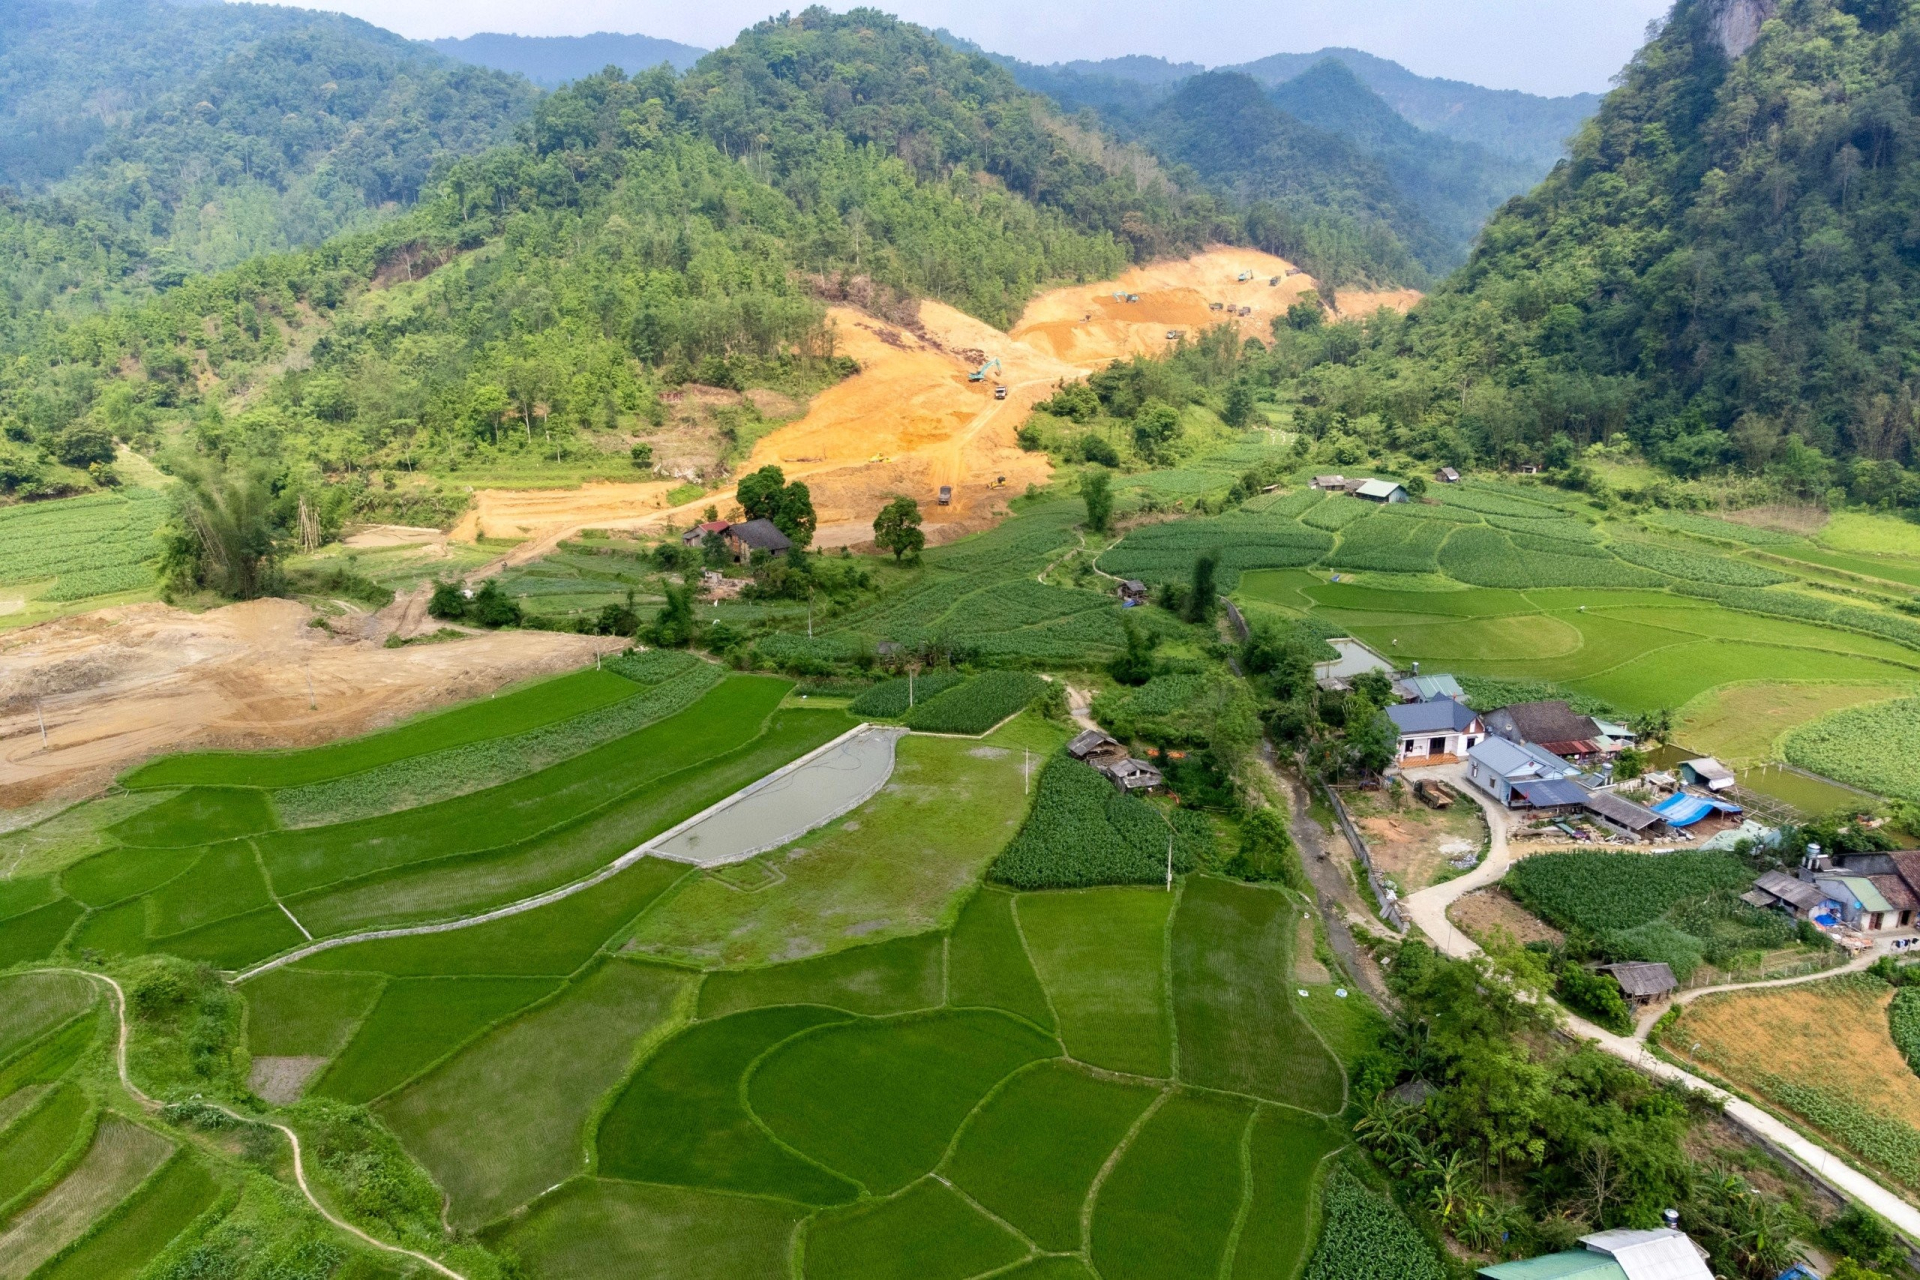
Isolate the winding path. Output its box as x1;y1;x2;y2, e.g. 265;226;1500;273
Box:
35;968;466;1280
1391;773;1920;1239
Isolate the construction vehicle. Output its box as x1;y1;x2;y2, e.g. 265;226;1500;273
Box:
1237;270;1253;282
988;475;1007;489
1165;329;1184;341
938;485;952;505
1208;302;1224;311
993;385;1008;400
1269;276;1280;286
1414;779;1457;810
967;357;1002;383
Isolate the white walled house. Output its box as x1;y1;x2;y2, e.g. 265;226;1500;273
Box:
1387;698;1485;762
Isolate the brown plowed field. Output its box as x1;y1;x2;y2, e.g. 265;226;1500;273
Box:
0;599;620;807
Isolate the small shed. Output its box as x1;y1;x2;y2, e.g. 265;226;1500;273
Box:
724;518;792;562
1436;466;1461;484
1395;673;1465;703
1066;729;1123;762
681;519;730;547
1353;478;1409;503
1098;757;1163;793
1311;474;1349;492
1118;579;1149;603
1679;758;1736;791
1746;870;1829;920
1580;790;1665;837
1598;961;1677;1005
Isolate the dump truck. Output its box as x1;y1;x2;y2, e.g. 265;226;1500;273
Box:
993;385;1008;400
1414;778;1456;810
937;485;952;505
1165;329;1184;340
1237;270;1253;281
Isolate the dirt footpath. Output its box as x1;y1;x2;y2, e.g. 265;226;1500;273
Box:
0;599;620;808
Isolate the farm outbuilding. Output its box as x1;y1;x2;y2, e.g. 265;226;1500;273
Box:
1352;479;1409;503
1579;789;1665;837
1395;673;1465;703
1097;757;1163;793
1311;474;1350;491
681;519;730;547
1066;730;1123;762
1436;466;1461;483
1745;871;1831;920
1118;579;1149;604
724;518;792;562
1679;757;1737;791
1480;1227;1712;1280
1599;961;1677;1006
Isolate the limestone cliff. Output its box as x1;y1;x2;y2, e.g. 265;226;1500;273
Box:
1705;0;1779;58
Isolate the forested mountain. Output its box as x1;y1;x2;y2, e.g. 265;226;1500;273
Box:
0;0;534;345
987;45;1599;169
1233;48;1601;168
1269;60;1538;263
0;9;1245;501
951;36;1565;275
1138;72;1439;280
1294;0;1920;498
431;31;707;85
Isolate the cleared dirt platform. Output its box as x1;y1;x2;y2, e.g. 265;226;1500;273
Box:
0;598;620;807
645;724;906;868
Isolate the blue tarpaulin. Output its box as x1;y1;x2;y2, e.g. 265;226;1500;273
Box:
1653;792;1743;828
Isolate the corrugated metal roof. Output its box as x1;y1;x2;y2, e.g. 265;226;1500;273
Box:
1580;1229;1713;1280
1582;790;1663;831
1752;871;1826;910
1828;875;1894;914
1599;961;1677;997
1480;1253;1627;1280
1354;478;1406;499
1514;778;1590;807
1388;699;1479;734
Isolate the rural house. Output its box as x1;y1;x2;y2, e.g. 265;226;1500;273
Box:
1598;961;1677;1007
681;519;730;547
1310;474;1350;491
1386;697;1485;762
1814;874;1900;930
724;518;793;563
1066;730;1124;763
1484;701;1608;757
1679;757;1737;791
1480;1227;1713;1280
1118;579;1149;604
1097;757;1163;793
1466;737;1588;809
1352;478;1409;503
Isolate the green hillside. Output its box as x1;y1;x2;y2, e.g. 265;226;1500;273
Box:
1296;0;1920;495
0;0;535;342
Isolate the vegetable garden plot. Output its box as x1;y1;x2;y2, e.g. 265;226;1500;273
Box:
1323;514;1450;574
1088;1091;1252;1280
0;489;167;600
1097;513;1331;588
125;666;653;791
1786;694;1920;801
648;725;904;867
803;1177;1026;1280
1640;509;1802;546
1505;851;1754;933
258;676;787;897
1481;511;1605;543
946;1061;1158;1251
990;755;1207;889
1016;888;1173;1077
902;672;1046;734
747;1009;1058;1195
1302;1166;1445;1280
848;671;965;717
1301;499;1376;532
1438;525;1663;589
596;1005;860;1204
1171;879;1343;1112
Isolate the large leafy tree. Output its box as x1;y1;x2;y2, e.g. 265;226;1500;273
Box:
871;495;925;560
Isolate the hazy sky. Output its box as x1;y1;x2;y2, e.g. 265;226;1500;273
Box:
291;0;1675;97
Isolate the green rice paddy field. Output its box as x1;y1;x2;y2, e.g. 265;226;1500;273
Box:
0;617;1369;1279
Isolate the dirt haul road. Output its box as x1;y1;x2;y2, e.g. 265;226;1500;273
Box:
0;599;622;809
460;247;1419;551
